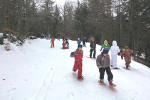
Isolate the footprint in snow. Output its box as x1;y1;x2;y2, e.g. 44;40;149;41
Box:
67;92;75;98
8;88;16;93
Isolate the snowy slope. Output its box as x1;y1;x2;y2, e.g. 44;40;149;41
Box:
0;38;150;100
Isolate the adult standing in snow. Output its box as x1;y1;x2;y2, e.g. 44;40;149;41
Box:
90;37;96;58
51;37;54;48
110;41;120;69
83;37;86;47
77;38;81;47
73;45;84;80
100;40;110;51
96;47;116;87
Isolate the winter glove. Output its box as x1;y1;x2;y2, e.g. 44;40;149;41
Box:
121;56;123;60
118;52;121;56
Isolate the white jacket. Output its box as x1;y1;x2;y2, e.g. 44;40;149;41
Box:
110;41;120;55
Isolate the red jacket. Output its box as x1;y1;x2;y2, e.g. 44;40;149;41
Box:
74;49;83;61
51;37;54;42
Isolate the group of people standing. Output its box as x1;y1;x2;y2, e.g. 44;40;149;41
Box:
77;37;87;47
73;36;135;87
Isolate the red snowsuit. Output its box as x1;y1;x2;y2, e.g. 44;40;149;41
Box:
51;37;54;48
73;49;83;78
121;49;134;66
62;41;67;49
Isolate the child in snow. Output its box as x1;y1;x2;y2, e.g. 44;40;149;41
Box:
90;37;96;58
62;38;69;49
96;47;116;87
51;37;54;48
65;38;69;48
62;40;67;49
121;46;134;70
83;37;86;47
73;45;84;80
100;40;110;51
110;41;120;69
77;38;81;47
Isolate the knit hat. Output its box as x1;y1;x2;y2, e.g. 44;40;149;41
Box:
78;45;82;48
102;47;109;54
91;37;94;41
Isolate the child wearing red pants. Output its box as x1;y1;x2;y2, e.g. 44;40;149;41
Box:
73;45;83;80
51;37;54;48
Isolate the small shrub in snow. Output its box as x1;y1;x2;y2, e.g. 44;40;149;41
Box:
29;36;37;40
3;33;7;38
10;35;17;43
0;37;4;45
4;43;11;51
0;33;3;38
16;36;25;46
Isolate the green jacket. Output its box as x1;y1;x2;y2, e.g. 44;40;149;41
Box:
100;44;110;51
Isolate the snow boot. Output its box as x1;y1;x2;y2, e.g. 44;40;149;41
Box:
114;67;119;69
126;66;130;70
110;65;113;67
77;76;84;80
72;68;76;72
109;80;116;88
98;80;106;85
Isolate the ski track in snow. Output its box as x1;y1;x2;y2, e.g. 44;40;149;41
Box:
0;38;150;100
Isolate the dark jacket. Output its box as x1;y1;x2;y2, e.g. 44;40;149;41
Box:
96;54;110;68
90;41;96;49
83;38;86;44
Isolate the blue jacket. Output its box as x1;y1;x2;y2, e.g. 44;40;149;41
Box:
77;40;81;45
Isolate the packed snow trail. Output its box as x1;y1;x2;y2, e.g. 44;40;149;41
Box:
0;39;150;100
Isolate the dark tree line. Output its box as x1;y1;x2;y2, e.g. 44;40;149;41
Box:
0;0;150;65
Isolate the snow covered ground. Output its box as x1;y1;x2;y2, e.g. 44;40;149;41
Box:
0;38;150;100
